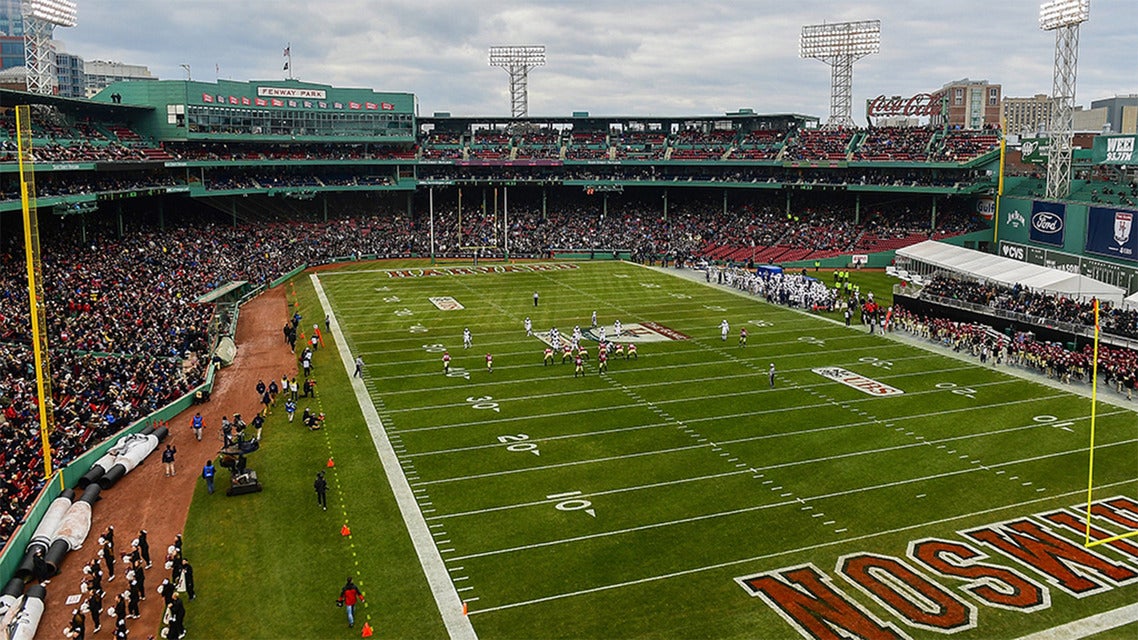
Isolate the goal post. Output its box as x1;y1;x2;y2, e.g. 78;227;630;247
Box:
1083;298;1138;547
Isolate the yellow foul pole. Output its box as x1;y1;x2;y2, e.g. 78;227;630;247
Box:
15;105;57;481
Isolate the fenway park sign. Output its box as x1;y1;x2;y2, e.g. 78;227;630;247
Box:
867;93;941;118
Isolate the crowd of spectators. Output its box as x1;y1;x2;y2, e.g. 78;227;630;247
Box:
853;127;936;162
919;273;1138;339
890;306;1138;394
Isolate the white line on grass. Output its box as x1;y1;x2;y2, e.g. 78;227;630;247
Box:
410;394;1091;485
310;273;477;640
447;438;1135;562
466;478;1136;616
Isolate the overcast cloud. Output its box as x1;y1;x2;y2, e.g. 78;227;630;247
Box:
55;1;1136;123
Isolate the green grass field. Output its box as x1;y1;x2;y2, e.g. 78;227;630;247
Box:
188;261;1138;639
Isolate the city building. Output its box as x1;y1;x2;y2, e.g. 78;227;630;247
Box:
1002;94;1052;136
83;59;155;97
1090;95;1138;134
930;78;1001;130
55;49;84;98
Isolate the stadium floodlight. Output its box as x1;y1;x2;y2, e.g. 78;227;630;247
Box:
488;45;546;118
28;0;78;26
21;0;78;95
1039;0;1090;200
1040;0;1089;29
800;20;880;129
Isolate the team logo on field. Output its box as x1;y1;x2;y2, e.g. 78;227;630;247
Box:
535;322;688;347
735;496;1138;640
429;296;464;311
812;367;904;396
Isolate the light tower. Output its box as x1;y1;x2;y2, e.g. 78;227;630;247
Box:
21;0;78;95
1040;0;1090;200
488;45;545;118
799;20;880;129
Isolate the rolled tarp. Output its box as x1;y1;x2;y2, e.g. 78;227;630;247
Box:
96;432;159;490
0;577;24;618
41;539;70;578
14;490;73;579
76;451;116;489
44;485;102;575
6;583;45;640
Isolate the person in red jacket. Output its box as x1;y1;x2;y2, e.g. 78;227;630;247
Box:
338;577;364;628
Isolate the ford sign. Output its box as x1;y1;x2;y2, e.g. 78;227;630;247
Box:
1032;211;1064;234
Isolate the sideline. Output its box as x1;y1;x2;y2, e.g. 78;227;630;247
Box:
310;274;477;640
1015;601;1138;640
642;264;1138;413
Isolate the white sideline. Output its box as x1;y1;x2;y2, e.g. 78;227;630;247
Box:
1015;602;1138;640
311;274;477;640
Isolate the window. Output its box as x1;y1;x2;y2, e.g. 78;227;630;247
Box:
989;87;999;106
954;88;964;106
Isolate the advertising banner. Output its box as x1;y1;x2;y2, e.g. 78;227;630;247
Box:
1086;206;1138;261
1029;201;1066;246
1092;135;1138;165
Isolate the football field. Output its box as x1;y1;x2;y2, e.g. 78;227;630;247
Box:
314;261;1138;639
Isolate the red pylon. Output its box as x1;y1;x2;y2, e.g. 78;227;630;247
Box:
341;524;351;537
361;622;374;637
327;458;335;468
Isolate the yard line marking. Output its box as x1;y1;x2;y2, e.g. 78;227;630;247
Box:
453;576;469;582
465;478;1135;616
416;404;1119;487
823;520;836;525
457;587;474;592
382;357;980;411
311;274;477;640
448;566;464;572
835;528;848;534
427;469;750;520
447;440;1137;562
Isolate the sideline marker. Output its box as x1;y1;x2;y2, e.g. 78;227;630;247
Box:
341;524;351;537
327;457;335;468
462;602;469;616
361;622;373;637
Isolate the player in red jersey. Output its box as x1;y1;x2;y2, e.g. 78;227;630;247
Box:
626;343;637;359
485;353;493;373
574;355;584;377
442;350;451;374
544;347;554;366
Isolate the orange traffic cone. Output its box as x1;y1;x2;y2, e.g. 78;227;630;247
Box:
327;458;335;468
361;622;374;638
341;524;351;537
462;602;469;616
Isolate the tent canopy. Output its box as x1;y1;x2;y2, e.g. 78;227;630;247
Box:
896;241;1124;304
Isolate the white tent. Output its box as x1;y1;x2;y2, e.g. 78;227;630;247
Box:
896;241;1124;304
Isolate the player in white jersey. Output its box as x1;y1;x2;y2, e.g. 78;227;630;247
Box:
463;327;472;349
524;316;532;336
591;310;598;327
613;319;622;337
720;319;730;341
598;326;607;343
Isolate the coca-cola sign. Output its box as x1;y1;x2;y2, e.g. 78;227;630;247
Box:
866;93;941;118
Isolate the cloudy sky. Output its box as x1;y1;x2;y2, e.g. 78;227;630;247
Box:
55;1;1135;122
